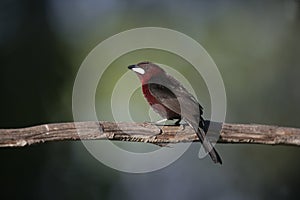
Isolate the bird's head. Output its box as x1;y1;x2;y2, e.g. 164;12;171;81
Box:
128;61;165;83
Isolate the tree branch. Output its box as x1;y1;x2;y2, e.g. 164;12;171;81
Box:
0;121;299;147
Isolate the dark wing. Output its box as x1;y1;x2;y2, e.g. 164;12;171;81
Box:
148;83;181;113
148;74;203;124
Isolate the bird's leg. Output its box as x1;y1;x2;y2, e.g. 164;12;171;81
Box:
176;119;189;131
177;119;188;126
154;118;182;126
154;118;168;125
174;118;182;126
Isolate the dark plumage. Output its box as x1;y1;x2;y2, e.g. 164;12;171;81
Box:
128;61;222;164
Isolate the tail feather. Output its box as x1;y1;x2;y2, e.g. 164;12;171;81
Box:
188;120;222;164
208;146;222;164
198;118;222;164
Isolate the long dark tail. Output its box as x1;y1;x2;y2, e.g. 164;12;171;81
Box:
207;143;222;164
187;118;222;164
196;127;222;164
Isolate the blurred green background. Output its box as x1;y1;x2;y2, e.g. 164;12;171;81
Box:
1;0;300;199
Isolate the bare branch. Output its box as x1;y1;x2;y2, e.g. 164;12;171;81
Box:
0;121;299;147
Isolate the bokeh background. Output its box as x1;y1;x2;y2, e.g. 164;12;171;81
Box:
1;0;300;199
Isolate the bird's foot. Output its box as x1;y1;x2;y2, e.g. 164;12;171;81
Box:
154;118;168;125
154;118;182;126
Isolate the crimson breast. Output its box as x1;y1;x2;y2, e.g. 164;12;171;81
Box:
142;83;180;119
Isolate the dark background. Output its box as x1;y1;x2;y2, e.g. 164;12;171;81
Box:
1;0;300;199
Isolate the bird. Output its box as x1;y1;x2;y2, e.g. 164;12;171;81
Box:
128;61;222;164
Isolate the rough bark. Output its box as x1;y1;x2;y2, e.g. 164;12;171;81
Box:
0;121;299;147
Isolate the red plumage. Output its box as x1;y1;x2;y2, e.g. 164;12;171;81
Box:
128;61;222;164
